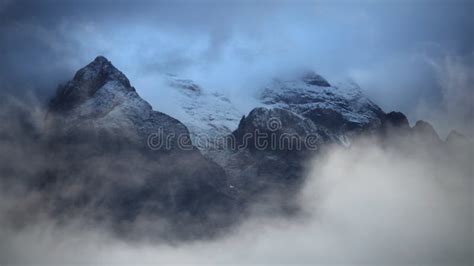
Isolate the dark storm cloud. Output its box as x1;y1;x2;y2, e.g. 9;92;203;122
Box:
0;0;472;135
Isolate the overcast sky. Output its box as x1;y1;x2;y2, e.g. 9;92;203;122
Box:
0;0;472;136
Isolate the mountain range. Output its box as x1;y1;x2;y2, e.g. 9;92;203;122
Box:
28;56;468;239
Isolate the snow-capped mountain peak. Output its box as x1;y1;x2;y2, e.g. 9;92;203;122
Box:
260;71;385;135
162;74;243;151
156;71;386;152
50;56;133;112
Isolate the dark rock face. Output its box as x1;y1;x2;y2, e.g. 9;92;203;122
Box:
301;71;331;87
232;107;324;153
377;112;445;146
50;56;132;112
384;111;410;129
378;111;411;140
210;107;326;209
413;120;441;143
302;108;353;134
43;56;236;239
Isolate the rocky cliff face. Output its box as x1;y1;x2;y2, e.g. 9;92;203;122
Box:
216;107;326;207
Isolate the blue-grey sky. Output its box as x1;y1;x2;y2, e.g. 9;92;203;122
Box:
0;0;472;136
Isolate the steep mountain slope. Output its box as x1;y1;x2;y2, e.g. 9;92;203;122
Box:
44;56;237;239
210;107;326;203
49;57;193;150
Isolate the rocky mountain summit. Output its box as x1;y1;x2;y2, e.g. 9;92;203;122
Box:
259;72;386;142
48;56;191;150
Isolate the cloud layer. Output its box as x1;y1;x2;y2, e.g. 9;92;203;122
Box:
1;122;472;264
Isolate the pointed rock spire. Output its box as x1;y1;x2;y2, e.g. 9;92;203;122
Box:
49;56;133;111
72;56;131;88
